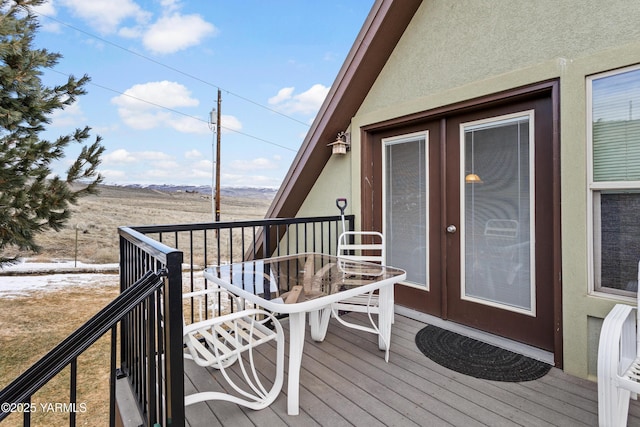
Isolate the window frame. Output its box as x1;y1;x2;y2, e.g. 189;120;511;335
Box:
587;64;640;298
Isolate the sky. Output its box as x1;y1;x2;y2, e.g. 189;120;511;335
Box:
31;0;375;188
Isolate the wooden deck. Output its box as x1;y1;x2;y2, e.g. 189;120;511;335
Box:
184;313;640;426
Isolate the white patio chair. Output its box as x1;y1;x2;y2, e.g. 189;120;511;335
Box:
331;230;393;361
183;288;285;410
598;260;640;426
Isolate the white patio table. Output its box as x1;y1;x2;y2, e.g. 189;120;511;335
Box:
203;252;406;416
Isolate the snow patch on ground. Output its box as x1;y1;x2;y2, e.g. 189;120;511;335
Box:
1;259;118;272
0;260;119;298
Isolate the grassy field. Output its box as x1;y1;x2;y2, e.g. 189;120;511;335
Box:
0;185;272;426
17;184;274;264
0;282;118;426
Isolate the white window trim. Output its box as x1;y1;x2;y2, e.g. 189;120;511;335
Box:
587;64;640;299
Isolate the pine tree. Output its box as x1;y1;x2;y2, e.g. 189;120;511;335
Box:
0;0;104;265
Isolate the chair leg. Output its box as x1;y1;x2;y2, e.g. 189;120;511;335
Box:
598;374;613;426
614;387;632;427
599;377;632;427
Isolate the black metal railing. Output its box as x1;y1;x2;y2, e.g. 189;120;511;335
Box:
129;215;353;323
117;214;353;426
119;227;184;426
0;270;165;426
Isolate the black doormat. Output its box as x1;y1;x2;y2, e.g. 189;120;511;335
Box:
415;325;551;382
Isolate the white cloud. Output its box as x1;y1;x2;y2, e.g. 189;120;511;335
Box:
118;26;142;39
294;84;330;114
91;123;120;134
142;13;217;55
97;152;284;187
222;172;281;188
34;1;61;32
54;0;215;54
113;81;199;109
268;87;294;105
230;157;279;172
169;116;209;135
190;159;213;180
159;0;181;14
221;156;284;188
112;81;243;134
112;81;204;131
268;84;329;116
101;149;189;183
34;1;57;17
151;160;180;170
184;149;203;159
100;152;181;183
99;169;128;180
190;168;212;179
103;149;138;165
138;151;173;161
194;159;212;168
220;115;242;134
59;0;150;34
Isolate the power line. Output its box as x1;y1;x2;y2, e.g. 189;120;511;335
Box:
49;68;298;152
34;10;312;128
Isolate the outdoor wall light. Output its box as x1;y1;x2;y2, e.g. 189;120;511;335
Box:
328;131;350;155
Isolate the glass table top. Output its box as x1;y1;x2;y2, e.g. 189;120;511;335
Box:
205;252;405;305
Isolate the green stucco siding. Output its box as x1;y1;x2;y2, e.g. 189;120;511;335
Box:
303;0;640;380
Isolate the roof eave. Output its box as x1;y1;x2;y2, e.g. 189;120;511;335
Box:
266;0;422;219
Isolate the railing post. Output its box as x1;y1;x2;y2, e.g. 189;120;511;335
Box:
109;326;117;427
263;222;271;259
164;250;184;426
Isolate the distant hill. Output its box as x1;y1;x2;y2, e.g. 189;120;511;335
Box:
115;184;278;199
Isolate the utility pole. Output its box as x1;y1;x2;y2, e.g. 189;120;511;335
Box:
215;88;221;223
208;89;222;224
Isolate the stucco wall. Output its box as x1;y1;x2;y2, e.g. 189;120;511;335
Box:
296;145;355;218
302;0;640;379
360;0;640;117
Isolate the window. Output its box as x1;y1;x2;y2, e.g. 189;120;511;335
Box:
588;66;640;296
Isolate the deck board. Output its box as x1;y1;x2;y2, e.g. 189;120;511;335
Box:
184;313;640;426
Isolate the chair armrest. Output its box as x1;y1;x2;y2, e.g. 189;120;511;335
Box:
183;308;279;336
598;304;636;381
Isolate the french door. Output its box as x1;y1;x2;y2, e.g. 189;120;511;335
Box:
372;85;558;352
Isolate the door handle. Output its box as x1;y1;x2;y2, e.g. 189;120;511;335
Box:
446;225;457;234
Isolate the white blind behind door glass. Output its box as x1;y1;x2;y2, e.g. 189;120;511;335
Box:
384;136;428;287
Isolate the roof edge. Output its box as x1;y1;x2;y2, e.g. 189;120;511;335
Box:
265;0;422;219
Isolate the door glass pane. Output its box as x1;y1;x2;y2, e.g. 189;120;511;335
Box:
384;134;428;287
462;114;534;313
